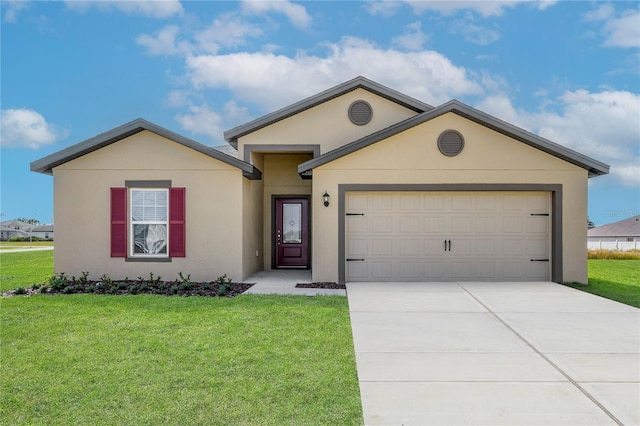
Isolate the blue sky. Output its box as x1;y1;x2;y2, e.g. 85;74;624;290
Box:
1;0;638;226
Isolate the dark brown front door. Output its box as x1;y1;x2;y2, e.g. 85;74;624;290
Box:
274;197;309;268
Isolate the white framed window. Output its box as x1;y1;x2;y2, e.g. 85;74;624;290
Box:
130;188;169;257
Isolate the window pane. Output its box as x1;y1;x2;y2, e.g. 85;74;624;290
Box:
133;224;167;254
131;190;167;222
282;203;302;243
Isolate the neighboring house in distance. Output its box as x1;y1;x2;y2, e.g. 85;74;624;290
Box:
31;77;609;284
31;224;55;240
588;215;640;251
0;220;33;241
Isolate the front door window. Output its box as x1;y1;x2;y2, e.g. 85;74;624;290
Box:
282;203;302;243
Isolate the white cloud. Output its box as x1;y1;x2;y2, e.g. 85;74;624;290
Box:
241;0;311;29
2;0;30;23
476;89;640;187
392;22;428;51
585;5;640;48
0;109;62;149
137;15;263;56
175;101;250;144
404;0;555;17
136;25;190;56
364;1;403;17
195;14;263;54
452;19;501;45
175;103;224;142
185;37;483;111
65;0;183;19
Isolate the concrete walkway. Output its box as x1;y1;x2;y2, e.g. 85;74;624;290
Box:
347;281;639;425
244;269;346;296
0;246;54;254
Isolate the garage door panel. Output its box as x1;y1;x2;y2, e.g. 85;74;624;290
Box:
345;192;550;282
347;216;368;233
348;239;368;256
399;262;421;279
371;239;393;256
424;262;447;279
371;216;393;233
424;216;445;234
503;216;524;233
451;216;473;233
400;239;421;256
371;261;393;279
400;216;421;233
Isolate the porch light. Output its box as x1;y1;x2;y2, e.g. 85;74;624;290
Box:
323;191;330;207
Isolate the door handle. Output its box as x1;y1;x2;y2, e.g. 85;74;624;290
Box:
444;239;447;252
448;240;451;252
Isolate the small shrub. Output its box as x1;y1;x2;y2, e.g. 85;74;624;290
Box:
62;286;76;294
100;274;113;287
140;284;149;292
85;286;96;293
117;282;127;291
79;271;90;284
30;283;41;290
202;283;212;290
14;287;27;295
180;282;192;291
129;285;138;295
170;285;180;295
48;272;69;291
178;272;191;284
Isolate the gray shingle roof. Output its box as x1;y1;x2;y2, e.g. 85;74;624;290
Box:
30;118;259;179
298;99;610;177
588;215;640;237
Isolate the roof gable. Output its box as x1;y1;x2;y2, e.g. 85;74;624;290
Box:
588;215;640;237
223;76;433;148
30;118;259;179
298;99;609;177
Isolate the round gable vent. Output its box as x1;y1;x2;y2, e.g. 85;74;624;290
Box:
348;100;373;125
437;130;465;157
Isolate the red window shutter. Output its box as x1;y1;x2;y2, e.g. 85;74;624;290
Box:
110;188;127;257
169;187;186;257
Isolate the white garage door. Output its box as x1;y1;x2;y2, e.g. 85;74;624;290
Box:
346;192;550;282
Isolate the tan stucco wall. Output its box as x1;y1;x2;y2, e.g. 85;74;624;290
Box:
53;131;245;282
311;112;589;283
242;176;264;279
261;153;312;269
237;88;419;161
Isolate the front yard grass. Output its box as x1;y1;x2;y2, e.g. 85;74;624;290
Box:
0;250;53;292
1;294;363;425
564;259;640;308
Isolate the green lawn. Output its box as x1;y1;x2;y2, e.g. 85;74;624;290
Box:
564;259;640;308
1;295;363;425
0;250;54;292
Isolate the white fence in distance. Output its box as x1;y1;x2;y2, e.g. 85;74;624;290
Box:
588;240;640;251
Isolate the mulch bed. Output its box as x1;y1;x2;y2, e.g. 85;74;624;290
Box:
2;280;254;298
295;282;346;289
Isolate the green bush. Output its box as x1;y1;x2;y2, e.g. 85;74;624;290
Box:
7;236;52;242
14;287;27;295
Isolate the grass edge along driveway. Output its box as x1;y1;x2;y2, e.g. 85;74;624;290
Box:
0;294;363;425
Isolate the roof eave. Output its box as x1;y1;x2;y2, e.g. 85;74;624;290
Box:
224;76;433;144
298;100;610;177
30;118;256;177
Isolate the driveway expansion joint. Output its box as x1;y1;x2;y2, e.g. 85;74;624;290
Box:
457;282;625;426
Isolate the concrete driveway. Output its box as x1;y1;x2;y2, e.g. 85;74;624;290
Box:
346;282;639;425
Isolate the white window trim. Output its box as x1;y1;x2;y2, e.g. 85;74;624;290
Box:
129;188;169;258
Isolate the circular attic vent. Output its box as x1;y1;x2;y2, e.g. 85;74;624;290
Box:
437;130;465;157
348;100;373;125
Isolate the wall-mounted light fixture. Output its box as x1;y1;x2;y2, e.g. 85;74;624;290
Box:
323;191;330;207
